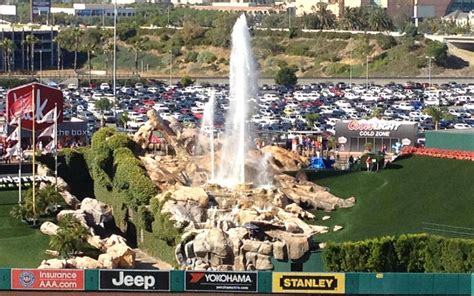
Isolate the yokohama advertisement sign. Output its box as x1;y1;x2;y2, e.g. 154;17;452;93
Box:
11;269;84;290
6;83;63;131
185;271;258;292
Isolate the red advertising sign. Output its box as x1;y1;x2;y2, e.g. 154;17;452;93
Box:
6;82;64;131
11;269;84;291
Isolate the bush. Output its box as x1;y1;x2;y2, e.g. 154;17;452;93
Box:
375;34;397;50
185;51;198;63
197;51;217;64
275;65;298;86
323;234;474;272
285;42;310;56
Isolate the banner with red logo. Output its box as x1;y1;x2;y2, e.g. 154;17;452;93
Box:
185;271;257;292
11;269;84;290
6;83;64;131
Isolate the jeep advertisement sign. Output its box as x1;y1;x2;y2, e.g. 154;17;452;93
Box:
185;271;258;292
99;270;169;292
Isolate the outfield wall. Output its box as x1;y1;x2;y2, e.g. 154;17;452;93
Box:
0;268;472;295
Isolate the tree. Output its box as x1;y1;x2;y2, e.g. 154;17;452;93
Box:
367;6;394;31
313;2;336;30
24;34;39;74
49;214;90;258
128;35;149;75
304;112;320;129
275;65;298;86
95;97;112;127
82;29;103;85
2;38;15;75
180;76;194;87
422;106;453;130
10;184;62;225
425;40;448;65
118;111;129;129
71;28;84;72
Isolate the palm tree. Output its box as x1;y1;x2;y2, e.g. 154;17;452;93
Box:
100;30;114;74
314;2;336;30
129;36;149;75
25;34;39;74
82;29;103;85
422;106;453;130
49;214;89;259
2;38;15;84
368;6;394;31
71;27;84;72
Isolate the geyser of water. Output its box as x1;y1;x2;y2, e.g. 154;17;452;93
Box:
199;91;216;180
216;14;257;187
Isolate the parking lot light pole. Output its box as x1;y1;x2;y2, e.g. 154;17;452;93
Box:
366;55;369;88
426;56;434;88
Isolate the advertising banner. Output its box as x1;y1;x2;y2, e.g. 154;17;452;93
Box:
99;270;170;292
11;269;84;291
6;121;88;138
0;5;17;16
6;83;63;131
185;271;258;293
272;272;345;294
32;0;51;14
335;119;417;140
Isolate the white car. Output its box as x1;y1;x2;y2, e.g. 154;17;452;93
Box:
100;83;110;91
454;123;471;129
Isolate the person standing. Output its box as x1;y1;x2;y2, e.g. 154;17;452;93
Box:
366;156;372;172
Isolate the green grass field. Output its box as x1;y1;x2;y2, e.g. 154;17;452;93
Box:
0;190;49;268
310;155;474;243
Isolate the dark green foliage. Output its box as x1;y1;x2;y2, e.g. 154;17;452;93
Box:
150;197;184;246
10;185;62;223
180;76;195;87
275;65;298;86
184;51;198;63
375;34;397;50
49;214;90;258
424;40;448;65
323;234;474;272
197;51;217;64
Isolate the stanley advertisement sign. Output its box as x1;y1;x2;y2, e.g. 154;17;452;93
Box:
272;272;345;294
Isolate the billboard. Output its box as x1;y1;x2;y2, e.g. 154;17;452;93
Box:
6;83;64;131
99;270;170;292
335;119;418;140
32;0;51;15
0;5;16;16
185;271;258;293
11;269;84;291
272;272;345;294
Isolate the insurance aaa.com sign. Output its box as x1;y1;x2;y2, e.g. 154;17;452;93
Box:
11;269;84;291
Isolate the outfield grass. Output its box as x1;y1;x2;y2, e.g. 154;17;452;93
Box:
310;155;474;243
0;190;49;268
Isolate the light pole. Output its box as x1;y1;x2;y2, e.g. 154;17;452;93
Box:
39;49;43;82
113;0;117;114
366;55;369;89
169;50;172;86
349;49;353;87
426;56;433;88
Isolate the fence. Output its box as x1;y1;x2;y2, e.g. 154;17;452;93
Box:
0;268;472;294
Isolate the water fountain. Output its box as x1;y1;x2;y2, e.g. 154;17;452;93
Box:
216;14;257;187
199;91;216;180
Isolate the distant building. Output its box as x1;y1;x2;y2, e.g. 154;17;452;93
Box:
442;9;474;28
0;24;58;72
51;4;136;17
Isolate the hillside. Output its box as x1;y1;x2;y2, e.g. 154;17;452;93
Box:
308;156;474;243
88;29;472;78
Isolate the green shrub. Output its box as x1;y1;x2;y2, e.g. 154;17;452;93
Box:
375;34;397;50
285;42;310;56
185;51;198;63
323;234;474;272
197;51;217;64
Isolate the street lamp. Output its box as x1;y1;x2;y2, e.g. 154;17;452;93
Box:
366;55;369;89
426;56;434;88
39;49;43;82
169;50;173;86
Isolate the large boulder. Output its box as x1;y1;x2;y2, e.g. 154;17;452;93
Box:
40;221;59;236
170;187;209;207
102;234;128;251
99;244;136;269
261;146;309;171
58;191;81;210
255;254;273;270
273;241;287;260
80;198;113;226
74;256;102;269
265;230;310;261
38;259;66;269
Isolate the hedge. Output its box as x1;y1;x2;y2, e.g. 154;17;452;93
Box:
323;234;474;273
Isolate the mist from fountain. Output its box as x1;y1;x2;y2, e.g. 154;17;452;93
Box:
199;91;216;180
216;14;257;187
